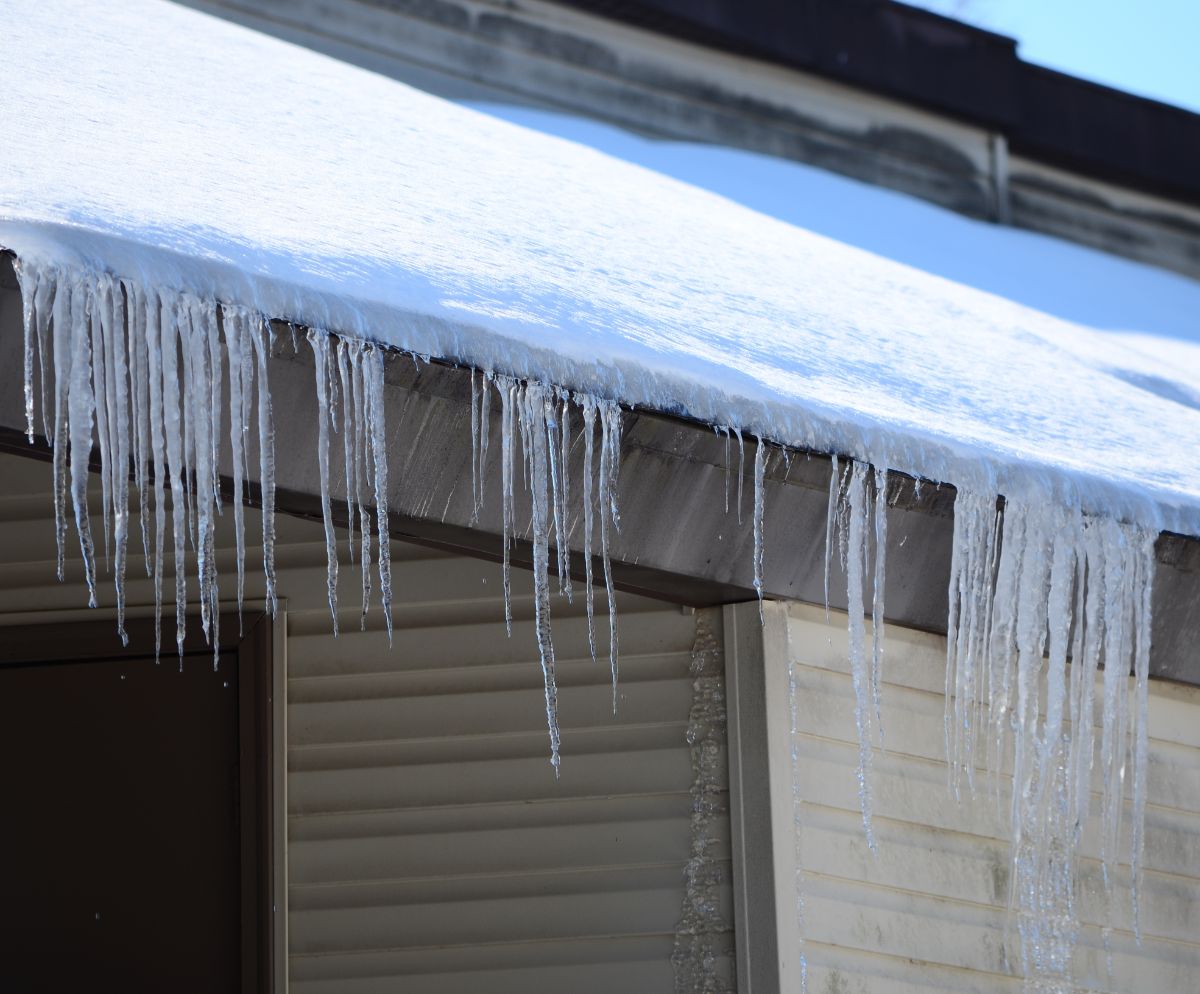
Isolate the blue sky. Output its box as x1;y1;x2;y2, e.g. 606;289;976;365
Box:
904;0;1200;113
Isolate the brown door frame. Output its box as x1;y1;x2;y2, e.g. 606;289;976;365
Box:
0;609;277;994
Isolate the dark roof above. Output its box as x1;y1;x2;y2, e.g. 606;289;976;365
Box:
555;0;1200;207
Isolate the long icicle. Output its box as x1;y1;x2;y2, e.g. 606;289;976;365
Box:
249;317;276;616
752;436;767;622
363;344;392;642
823;454;839;622
599;400;621;712
497;375;516;637
580;395;598;664
309;329;340;635
843;460;876;849
224;307;249;628
524;383;562;772
869;465;888;745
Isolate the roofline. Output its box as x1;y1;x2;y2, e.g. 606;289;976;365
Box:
549;0;1200;208
4;255;1199;686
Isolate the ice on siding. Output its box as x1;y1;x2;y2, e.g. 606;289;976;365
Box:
944;496;1158;989
0;2;1190;987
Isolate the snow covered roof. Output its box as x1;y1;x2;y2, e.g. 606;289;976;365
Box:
3;0;1200;535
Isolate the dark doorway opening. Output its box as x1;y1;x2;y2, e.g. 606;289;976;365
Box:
0;612;274;994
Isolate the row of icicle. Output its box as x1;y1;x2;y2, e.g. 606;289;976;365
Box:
14;259;623;774
15;259;1157;988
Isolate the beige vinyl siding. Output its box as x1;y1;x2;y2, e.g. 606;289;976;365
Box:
287;559;733;994
0;450;734;993
781;601;1200;994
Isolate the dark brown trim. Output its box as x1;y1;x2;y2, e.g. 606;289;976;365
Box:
0;609;275;994
238;612;275;994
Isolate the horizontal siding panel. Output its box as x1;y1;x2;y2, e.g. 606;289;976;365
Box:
289;934;706;992
289;677;693;745
802;874;1200;990
800;804;1199;943
289;747;697;815
288;723;694;770
288;793;693;841
791;659;1200;815
792;725;1200;881
287;611;698;680
289;817;725;886
290;882;689;952
287;651;692;705
802;941;1020;994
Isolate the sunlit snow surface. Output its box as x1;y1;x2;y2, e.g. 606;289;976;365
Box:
2;0;1199;535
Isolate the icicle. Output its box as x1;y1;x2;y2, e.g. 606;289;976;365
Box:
497;375;516;636
1099;518;1132;910
941;487;1159;990
557;390;573;603
521;383;562;772
16;262;39;441
843;460;876;849
103;278;131;644
67;279;99;607
751;437;766;622
224;308;249;625
363;345;392;641
1130;530;1154;944
50;272;71;581
580;395;598;664
823;454;839;621
944;489;1000;796
126;281;152;571
335;337;357;566
143;288;168;656
350;340;373;627
721;426;731;515
248;317;277;616
205;301;223;512
545;394;568;599
159;295;188;654
733;426;744;525
479;370;493;515
869;465;888;745
90;277;113;571
988;506;1026;789
599;400;621;712
469;367;480;522
308;329;339;635
33;272;56;444
177;300;197;560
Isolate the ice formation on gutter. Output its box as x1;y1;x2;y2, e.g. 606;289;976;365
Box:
14;250;1164;989
15;258;623;773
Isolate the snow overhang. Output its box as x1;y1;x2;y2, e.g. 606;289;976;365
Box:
3;0;1200;538
3;255;1199;685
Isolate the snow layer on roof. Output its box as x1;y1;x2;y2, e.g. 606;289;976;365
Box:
3;0;1200;534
